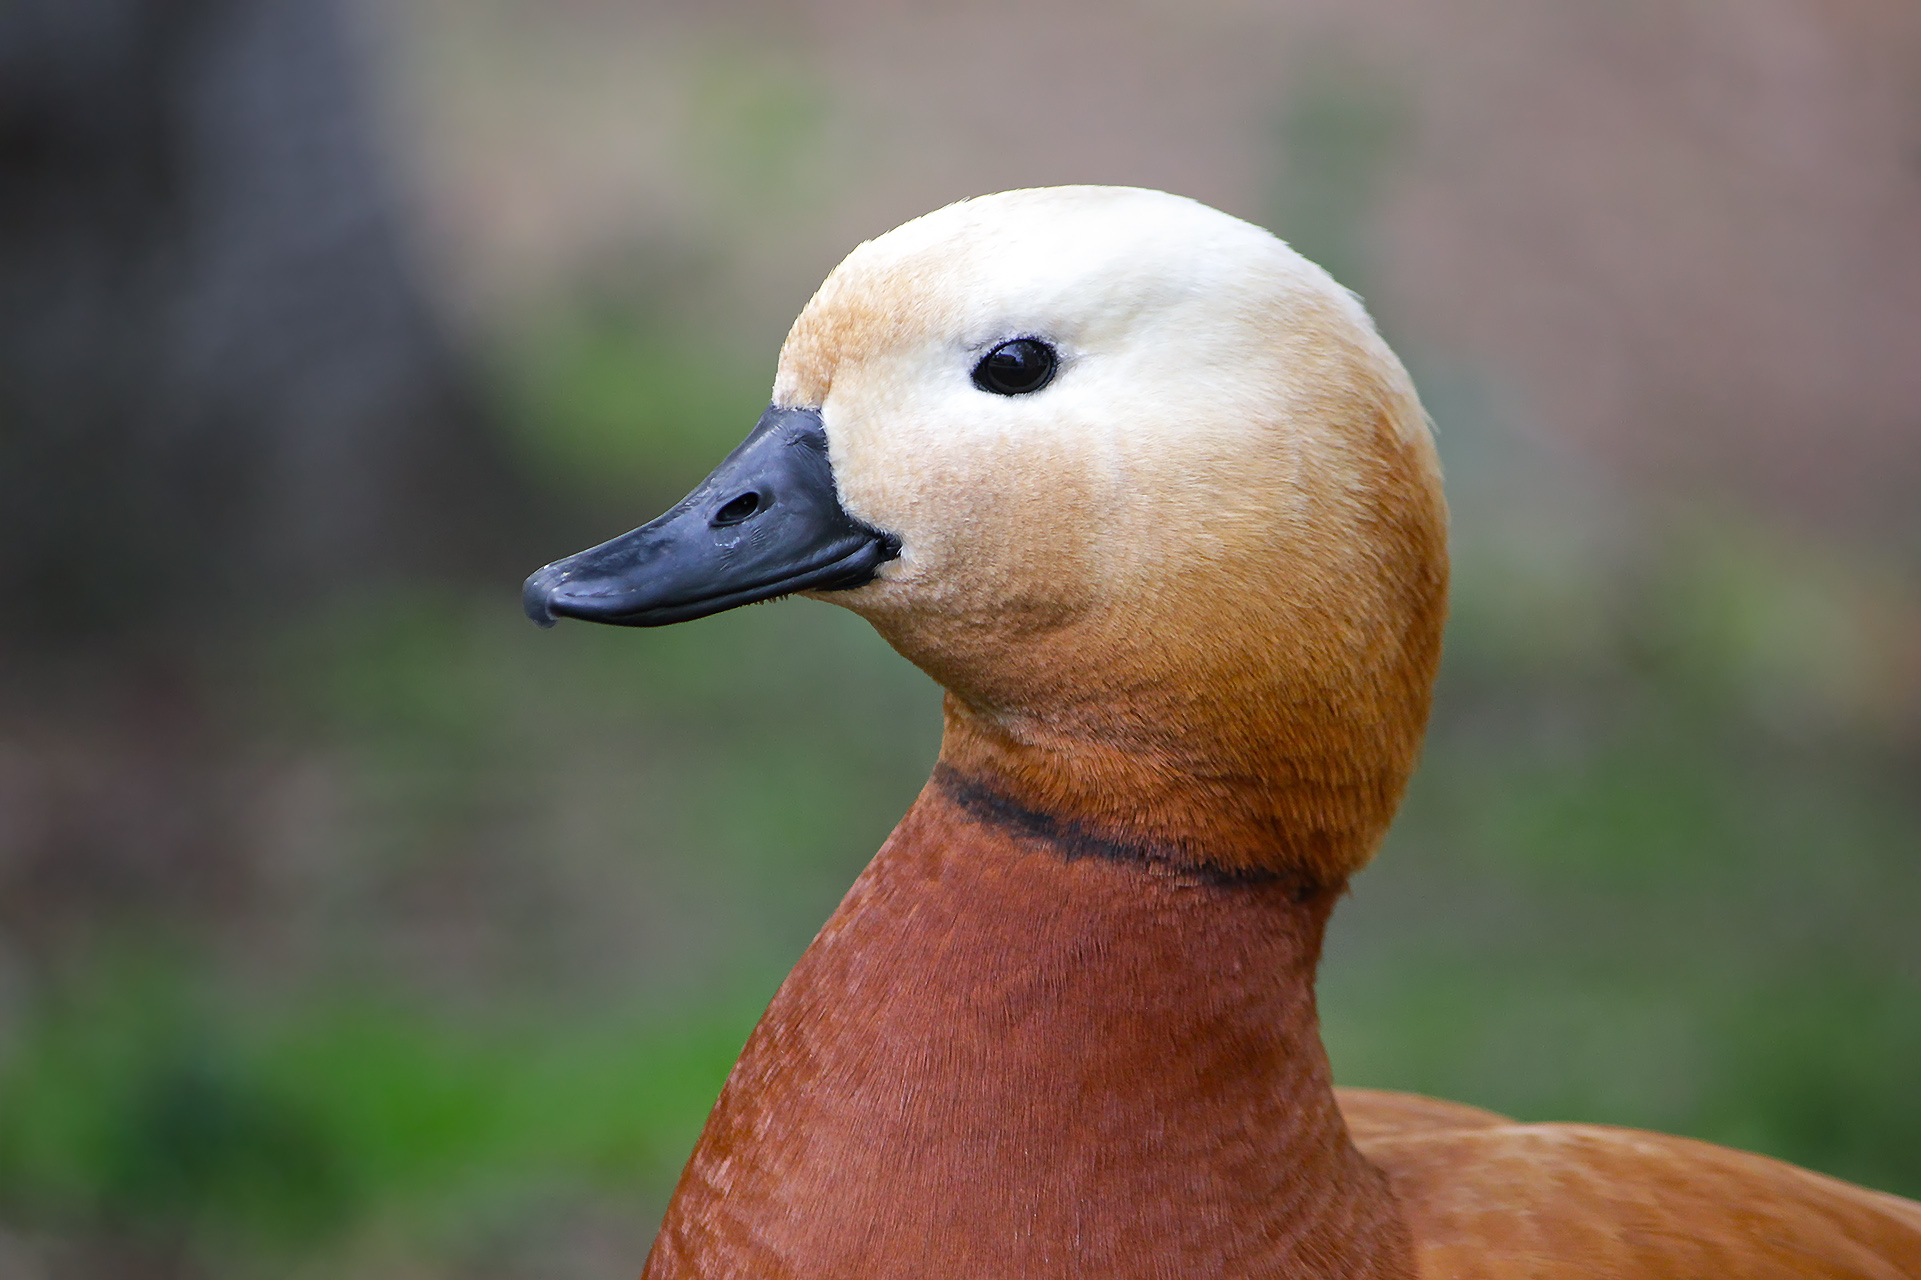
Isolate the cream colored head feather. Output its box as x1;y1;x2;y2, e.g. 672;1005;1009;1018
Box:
782;186;1447;882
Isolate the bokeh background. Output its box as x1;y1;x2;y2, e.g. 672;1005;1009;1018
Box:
2;0;1919;1275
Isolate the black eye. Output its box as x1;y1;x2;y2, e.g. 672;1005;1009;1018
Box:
972;338;1058;396
713;491;762;525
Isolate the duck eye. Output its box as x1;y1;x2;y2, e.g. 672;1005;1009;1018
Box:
713;491;762;525
972;338;1058;396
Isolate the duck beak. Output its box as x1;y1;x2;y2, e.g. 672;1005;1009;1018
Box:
522;406;899;628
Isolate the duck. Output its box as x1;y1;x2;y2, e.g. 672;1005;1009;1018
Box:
522;186;1921;1279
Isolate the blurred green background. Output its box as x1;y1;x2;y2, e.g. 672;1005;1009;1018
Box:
1;1;1917;1276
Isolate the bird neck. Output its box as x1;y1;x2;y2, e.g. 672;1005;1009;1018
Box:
934;685;1406;887
642;763;1413;1280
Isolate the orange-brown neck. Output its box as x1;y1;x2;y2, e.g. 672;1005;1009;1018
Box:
934;672;1428;886
643;776;1413;1280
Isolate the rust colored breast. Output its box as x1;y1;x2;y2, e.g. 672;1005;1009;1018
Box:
640;780;1414;1280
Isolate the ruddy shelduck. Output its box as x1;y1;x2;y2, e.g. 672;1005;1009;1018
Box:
525;186;1921;1279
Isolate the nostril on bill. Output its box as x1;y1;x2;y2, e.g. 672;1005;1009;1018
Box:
713;491;763;526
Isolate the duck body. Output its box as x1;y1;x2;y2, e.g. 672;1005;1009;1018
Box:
645;767;1411;1279
524;187;1921;1279
640;772;1921;1280
641;765;1921;1280
1365;1114;1921;1278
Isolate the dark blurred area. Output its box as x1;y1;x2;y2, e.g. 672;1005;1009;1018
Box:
0;1;1916;1276
0;0;525;651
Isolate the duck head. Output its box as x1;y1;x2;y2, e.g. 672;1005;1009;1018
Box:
525;186;1447;887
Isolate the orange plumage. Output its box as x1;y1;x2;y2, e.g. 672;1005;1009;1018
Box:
525;186;1921;1279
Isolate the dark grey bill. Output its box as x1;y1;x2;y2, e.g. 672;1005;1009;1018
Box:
522;406;899;628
